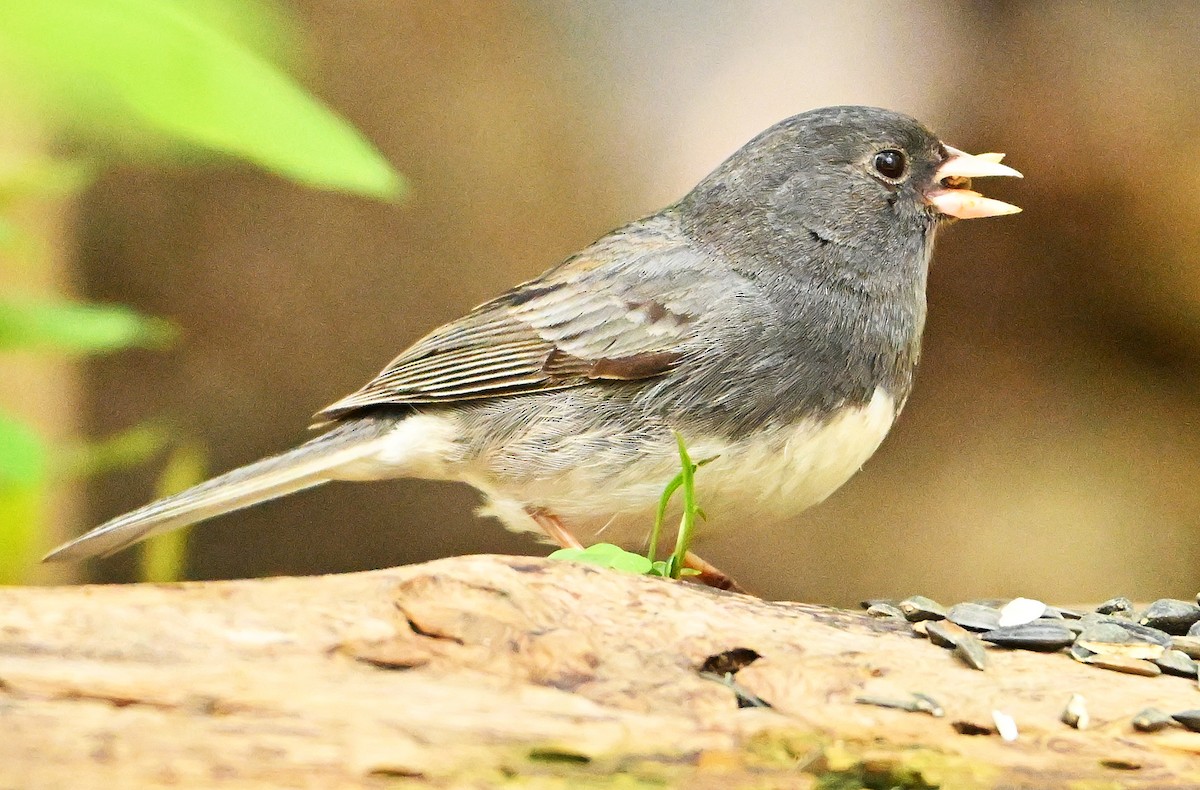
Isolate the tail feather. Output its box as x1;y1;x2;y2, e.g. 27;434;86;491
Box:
43;419;394;563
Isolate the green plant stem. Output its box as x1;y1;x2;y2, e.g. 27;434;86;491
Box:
668;432;698;579
647;470;685;565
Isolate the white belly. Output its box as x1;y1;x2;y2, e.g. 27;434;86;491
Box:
473;387;898;546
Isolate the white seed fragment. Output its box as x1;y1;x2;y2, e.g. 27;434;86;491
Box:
998;597;1047;627
1061;694;1089;730
992;709;1019;742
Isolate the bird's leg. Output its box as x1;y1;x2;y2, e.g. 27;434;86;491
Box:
528;506;748;594
526;507;583;549
683;551;749;594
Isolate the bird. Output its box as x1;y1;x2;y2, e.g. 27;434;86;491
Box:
45;105;1021;590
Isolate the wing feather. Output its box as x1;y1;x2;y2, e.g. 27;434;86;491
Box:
317;215;710;419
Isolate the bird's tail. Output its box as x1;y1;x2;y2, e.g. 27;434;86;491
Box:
43;418;395;563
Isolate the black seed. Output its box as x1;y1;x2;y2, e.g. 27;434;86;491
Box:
1075;622;1165;659
954;636;988;671
1153;649;1198;678
981;622;1075;652
1068;643;1096;663
927;619;969;649
1047;606;1084;620
1079;616;1172;647
898;596;947;623
1171;710;1200;732
866;602;906;620
1096;597;1134;616
947;602;1001;632
1172;636;1200;659
1138;599;1200;635
1132;707;1175;732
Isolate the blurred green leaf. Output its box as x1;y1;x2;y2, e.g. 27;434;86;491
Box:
0;0;404;199
0;412;48;584
140;441;206;583
0;158;95;208
60;422;172;480
0;298;176;354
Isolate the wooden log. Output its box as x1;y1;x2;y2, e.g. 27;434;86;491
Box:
3;555;1199;788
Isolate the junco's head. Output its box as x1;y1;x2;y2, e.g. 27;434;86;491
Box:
679;106;1020;267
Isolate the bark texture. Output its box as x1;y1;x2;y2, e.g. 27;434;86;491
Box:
3;555;1199;788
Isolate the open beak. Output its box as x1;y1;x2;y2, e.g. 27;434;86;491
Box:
926;145;1023;219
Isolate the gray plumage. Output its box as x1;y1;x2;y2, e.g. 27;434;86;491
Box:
45;106;1020;565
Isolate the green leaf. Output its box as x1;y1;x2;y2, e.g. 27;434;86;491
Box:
0;412;48;584
548;543;653;575
140;441;206;583
59;422;172;479
0;0;404;199
0;298;176;354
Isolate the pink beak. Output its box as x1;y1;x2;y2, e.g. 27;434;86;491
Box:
926;146;1023;219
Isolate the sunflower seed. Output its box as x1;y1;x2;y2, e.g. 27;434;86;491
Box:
1083;654;1161;676
855;693;943;717
1096;597;1134;616
1046;606;1084;620
992;710;1018;741
1172;636;1200;659
927;619;970;649
947;603;1002;632
1153;649;1198;678
1188;620;1200;637
998;597;1047;627
1061;694;1088;730
1084;617;1172;647
866;602;906;620
1138;599;1200;635
860;598;898;610
1068;643;1096;662
898;596;947;623
1132;707;1175;732
981;622;1075;652
954;635;988;670
1076;623;1166;660
1171;710;1200;732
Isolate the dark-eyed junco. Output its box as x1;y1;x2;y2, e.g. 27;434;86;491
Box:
46;106;1021;589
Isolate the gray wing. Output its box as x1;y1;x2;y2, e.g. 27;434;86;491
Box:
317;214;720;419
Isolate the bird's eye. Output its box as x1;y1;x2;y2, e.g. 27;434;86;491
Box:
872;149;907;181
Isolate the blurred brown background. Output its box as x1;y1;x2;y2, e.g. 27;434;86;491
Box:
75;1;1200;605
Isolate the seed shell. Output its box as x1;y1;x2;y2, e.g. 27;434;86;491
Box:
866;602;906;620
998;597;1047;627
992;710;1018;742
947;603;1002;632
898;596;948;623
1132;707;1175;732
1171;636;1200;659
1138;598;1200;636
954;635;989;671
1171;710;1200;732
1153;649;1198;678
1083;654;1161;677
1096;597;1134;616
1061;694;1088;730
927;619;970;649
980;622;1075;652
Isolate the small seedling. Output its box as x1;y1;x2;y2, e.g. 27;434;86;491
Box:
550;432;713;580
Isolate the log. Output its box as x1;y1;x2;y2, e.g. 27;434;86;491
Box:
3;555;1199;788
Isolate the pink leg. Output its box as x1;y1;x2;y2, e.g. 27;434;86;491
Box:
527;507;583;549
